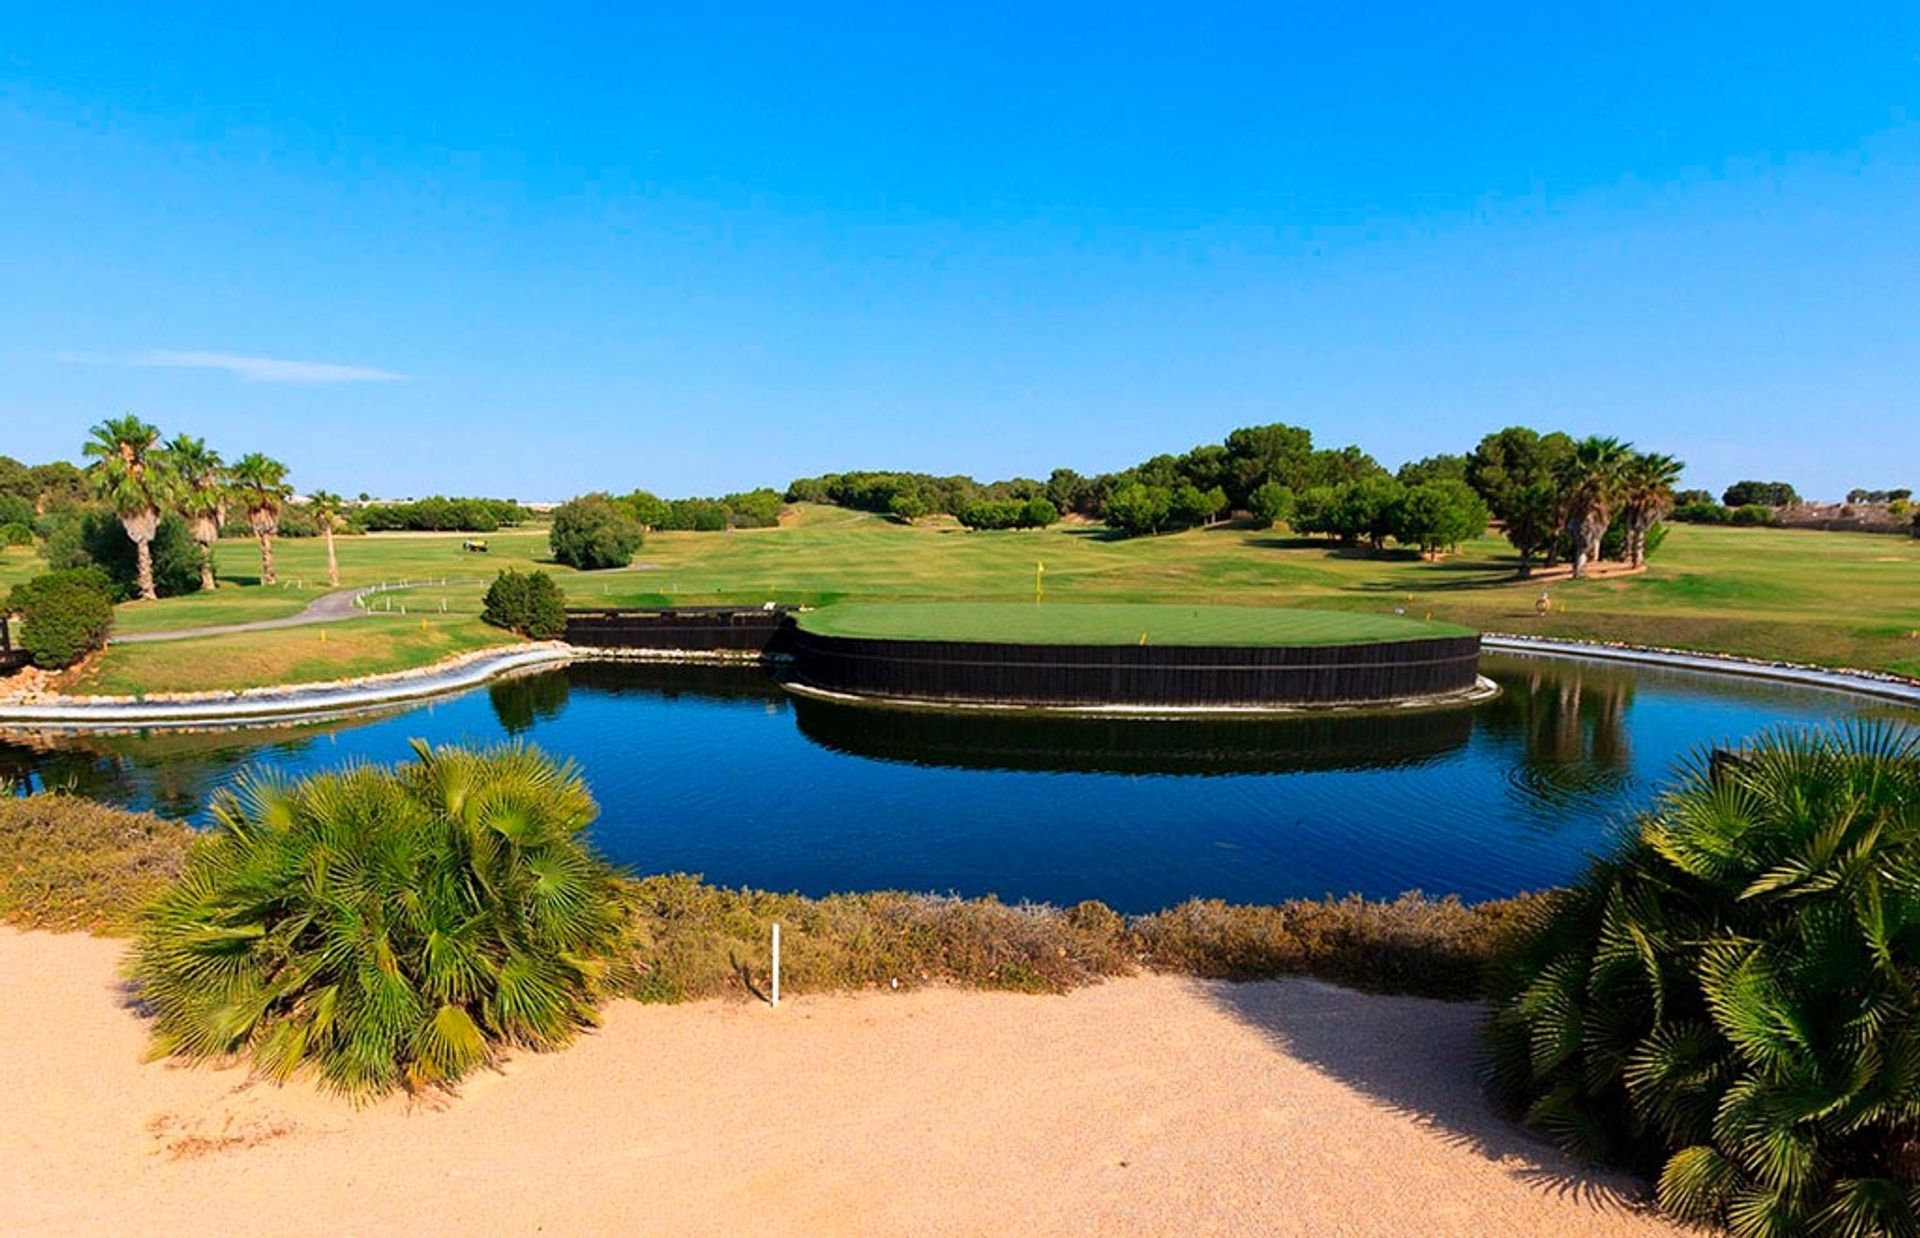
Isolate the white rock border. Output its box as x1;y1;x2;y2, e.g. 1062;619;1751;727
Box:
1482;634;1920;708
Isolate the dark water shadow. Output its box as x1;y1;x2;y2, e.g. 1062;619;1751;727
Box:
1201;978;1663;1221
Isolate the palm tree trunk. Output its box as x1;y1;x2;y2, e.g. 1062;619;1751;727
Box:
258;531;277;586
134;536;157;601
325;527;339;588
198;550;216;593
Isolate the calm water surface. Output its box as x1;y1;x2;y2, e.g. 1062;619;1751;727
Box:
4;654;1912;913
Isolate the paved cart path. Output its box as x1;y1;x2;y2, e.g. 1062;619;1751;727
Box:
112;586;378;644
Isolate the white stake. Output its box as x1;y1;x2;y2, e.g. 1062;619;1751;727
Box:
771;922;781;1009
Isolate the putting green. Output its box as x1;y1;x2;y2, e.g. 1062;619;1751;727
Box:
795;602;1475;647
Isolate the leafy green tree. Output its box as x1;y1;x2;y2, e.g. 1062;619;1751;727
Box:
0;455;32;504
1722;480;1799;508
1392;480;1491;558
1395;453;1470;488
81;414;173;601
1288;485;1340;538
27;461;90;513
549;493;642;569
1223;423;1314;506
1489;725;1920;1236
5;567;114;669
1167;483;1225;529
1326;475;1405;551
0;493;34;532
1102;482;1172;537
1021;495;1060;528
887;492;928;523
622;490;672;530
131;743;633;1098
1468;427;1576;577
1247;480;1293;528
481;568;567;639
228;452;292;585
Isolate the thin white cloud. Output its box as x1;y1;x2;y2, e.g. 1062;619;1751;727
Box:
58;349;405;384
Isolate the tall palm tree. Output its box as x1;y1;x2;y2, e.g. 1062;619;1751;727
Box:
1559;436;1632;579
81;414;172;601
164;434;227;592
1619;451;1684;570
229;453;292;586
308;490;345;588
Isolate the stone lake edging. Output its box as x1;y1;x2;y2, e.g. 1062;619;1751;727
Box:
1;634;1915;730
0;644;767;729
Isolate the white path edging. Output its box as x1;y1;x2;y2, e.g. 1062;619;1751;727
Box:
1483;634;1920;709
0;645;579;728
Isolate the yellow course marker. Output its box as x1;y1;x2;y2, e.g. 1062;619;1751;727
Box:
1034;561;1045;604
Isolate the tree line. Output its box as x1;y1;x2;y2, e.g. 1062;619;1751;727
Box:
780;423;1686;577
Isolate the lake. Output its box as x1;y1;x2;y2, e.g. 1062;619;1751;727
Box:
4;653;1912;913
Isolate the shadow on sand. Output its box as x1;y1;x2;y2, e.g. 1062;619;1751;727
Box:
1202;977;1664;1221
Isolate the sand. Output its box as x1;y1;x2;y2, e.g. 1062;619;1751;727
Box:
0;928;1680;1236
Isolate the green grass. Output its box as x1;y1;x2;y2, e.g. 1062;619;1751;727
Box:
797;600;1471;646
11;508;1918;694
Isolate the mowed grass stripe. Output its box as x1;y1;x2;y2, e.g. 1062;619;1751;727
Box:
797;601;1474;647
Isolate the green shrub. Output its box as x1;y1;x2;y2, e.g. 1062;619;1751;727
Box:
548;493;643;570
1672;501;1730;524
130;743;635;1098
44;509;202;598
481;568;568;639
1488;725;1920;1236
6;567;114;669
1730;503;1779;527
0;521;32;547
1247;480;1294;527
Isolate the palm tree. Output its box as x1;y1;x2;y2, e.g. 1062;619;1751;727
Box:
1619;451;1684;569
229;452;291;586
308;490;345;587
81;414;172;601
164;434;227;592
1559;436;1631;579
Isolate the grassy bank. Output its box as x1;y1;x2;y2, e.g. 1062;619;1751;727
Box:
0;792;1541;1001
10;508;1918;694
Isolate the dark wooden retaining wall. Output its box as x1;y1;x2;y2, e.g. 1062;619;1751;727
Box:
563;606;796;654
787;630;1483;708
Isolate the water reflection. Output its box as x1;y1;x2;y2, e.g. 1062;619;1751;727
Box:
1475;655;1637;810
791;695;1473;776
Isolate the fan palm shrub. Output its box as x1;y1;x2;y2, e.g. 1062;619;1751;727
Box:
1488;723;1920;1235
130;742;634;1098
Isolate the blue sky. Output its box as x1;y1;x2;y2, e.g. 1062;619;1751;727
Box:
2;5;1915;501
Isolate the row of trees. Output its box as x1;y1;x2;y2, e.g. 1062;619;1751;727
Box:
74;416;313;600
780;422;1684;575
621;487;783;532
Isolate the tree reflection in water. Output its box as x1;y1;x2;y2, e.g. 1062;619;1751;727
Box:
1475;655;1637;810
